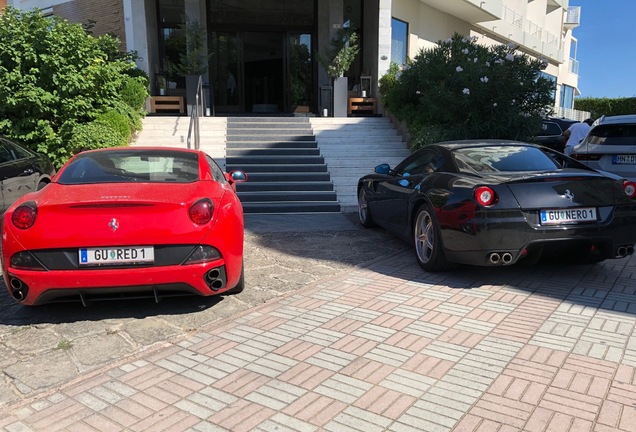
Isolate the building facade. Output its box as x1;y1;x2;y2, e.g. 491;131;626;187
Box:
9;0;582;118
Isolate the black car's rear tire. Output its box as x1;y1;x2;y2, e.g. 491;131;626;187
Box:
358;188;376;228
414;205;454;272
224;262;244;295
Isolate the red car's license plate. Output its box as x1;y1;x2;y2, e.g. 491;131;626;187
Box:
79;246;154;266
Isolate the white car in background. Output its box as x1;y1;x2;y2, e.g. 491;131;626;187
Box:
570;115;636;181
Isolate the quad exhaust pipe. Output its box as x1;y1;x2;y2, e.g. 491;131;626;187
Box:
488;252;514;265
205;268;224;291
10;277;28;301
615;245;635;259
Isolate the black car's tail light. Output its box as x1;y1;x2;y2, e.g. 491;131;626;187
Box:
571;153;602;161
189;198;214;224
11;252;46;270
623;181;636;199
12;202;38;230
184;245;221;264
474;186;497;206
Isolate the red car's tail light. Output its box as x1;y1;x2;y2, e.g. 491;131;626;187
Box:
12;202;37;230
474;186;497;206
571;153;602;161
189;198;214;224
184;245;222;264
623;181;636;199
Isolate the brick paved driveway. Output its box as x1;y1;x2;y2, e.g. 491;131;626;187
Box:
1;244;635;431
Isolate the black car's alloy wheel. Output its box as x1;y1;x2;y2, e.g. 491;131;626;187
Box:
414;205;453;272
358;188;375;228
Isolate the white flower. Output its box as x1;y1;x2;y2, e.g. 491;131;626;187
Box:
494;58;504;64
462;88;470;95
474;57;478;63
485;61;490;67
507;42;517;50
445;38;453;44
416;90;421;94
493;102;498;107
480;76;489;83
512;99;516;104
462;48;469;55
456;66;464;72
505;53;515;61
520;81;524;86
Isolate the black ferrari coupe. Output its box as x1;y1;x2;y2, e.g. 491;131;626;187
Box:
357;140;636;271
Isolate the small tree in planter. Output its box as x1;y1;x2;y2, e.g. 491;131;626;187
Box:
165;17;210;114
317;26;359;117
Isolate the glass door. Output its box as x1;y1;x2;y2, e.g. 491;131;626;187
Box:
211;32;241;112
287;33;313;113
243;32;284;114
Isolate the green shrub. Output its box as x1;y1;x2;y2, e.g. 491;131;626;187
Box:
381;33;554;149
574;97;636;119
67;121;127;154
96;110;131;141
120;75;149;111
0;7;146;167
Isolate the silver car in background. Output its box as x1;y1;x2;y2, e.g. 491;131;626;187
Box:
571;115;636;181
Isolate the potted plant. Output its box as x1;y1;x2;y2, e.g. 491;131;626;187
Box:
317;26;359;117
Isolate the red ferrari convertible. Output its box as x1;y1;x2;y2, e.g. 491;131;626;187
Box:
1;147;247;306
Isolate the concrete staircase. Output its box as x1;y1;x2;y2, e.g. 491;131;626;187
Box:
225;117;340;214
134;115;410;213
310;118;410;212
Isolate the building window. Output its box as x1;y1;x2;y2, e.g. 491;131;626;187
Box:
391;18;408;65
560;84;575;109
539;71;557;104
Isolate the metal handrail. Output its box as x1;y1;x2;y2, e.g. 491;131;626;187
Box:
186;76;205;150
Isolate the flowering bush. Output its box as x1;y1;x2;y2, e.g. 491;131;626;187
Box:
381;33;554;149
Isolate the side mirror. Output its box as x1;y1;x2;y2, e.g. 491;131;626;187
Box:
374;163;391;175
229;170;247;183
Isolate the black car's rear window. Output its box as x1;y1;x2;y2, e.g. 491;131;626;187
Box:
453;146;559;174
587;124;636;146
57;150;199;185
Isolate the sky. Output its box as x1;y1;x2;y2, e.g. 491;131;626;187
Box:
570;0;635;98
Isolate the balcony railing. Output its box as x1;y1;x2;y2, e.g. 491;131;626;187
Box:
501;5;561;51
565;6;581;28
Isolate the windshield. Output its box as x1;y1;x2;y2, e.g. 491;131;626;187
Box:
57;150;199;185
453;146;560;174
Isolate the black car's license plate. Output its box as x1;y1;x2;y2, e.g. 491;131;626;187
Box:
540;208;597;225
79;246;154;266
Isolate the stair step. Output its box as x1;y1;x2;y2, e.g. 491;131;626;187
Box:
227;164;328;173
226;141;318;149
227;155;324;165
226;134;315;141
245;172;332;182
227;148;320;156
237;181;334;192
241;201;341;214
238;191;338;202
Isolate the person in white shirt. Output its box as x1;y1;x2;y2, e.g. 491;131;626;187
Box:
563;118;594;156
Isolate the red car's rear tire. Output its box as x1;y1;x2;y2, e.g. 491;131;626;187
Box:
224;262;244;295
